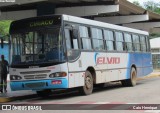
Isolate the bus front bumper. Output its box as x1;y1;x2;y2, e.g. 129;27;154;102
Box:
10;78;68;91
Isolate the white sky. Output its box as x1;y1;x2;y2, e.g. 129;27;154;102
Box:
127;0;160;5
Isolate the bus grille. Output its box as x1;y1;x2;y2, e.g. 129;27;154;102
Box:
24;74;47;80
20;70;50;74
25;82;45;88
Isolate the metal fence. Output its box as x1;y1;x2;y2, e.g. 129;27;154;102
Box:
152;54;160;70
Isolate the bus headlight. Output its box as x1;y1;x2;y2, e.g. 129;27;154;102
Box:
10;75;22;80
49;72;67;78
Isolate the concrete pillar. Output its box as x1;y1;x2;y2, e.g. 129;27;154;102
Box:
37;3;55;16
0;10;37;20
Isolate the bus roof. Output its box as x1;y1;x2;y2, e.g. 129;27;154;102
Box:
10;14;148;35
63;14;149;36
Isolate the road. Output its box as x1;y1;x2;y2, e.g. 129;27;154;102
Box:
2;76;160;113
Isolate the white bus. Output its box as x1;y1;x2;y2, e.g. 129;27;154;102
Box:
8;14;153;96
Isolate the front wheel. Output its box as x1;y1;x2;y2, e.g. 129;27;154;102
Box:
121;67;137;87
79;71;93;95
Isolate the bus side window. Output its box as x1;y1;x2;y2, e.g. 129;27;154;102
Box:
65;29;72;49
124;33;133;52
140;35;146;52
91;28;104;50
132;34;140;52
79;26;92;50
72;29;79;49
103;29;115;51
146;36;150;52
65;25;79;50
115;31;124;51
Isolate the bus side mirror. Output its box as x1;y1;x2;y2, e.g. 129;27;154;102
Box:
1;38;4;48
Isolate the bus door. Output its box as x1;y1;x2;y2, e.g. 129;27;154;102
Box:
64;24;83;88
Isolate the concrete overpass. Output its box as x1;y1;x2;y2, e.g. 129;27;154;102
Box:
1;0;160;34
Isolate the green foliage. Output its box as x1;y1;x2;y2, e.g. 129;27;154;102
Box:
143;0;160;14
132;0;160;14
132;1;141;6
149;33;160;39
132;1;160;39
0;20;12;40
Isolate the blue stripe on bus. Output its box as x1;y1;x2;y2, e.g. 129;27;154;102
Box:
10;78;68;91
126;53;153;79
126;53;131;79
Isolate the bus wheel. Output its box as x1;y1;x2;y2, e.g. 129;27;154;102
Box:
121;68;137;87
79;71;93;95
36;89;51;97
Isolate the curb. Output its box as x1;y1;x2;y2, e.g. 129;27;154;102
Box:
0;97;11;103
137;73;160;80
0;94;37;103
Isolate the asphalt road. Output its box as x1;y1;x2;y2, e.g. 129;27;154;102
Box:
1;76;160;113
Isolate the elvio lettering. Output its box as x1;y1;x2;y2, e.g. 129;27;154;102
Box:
97;57;120;65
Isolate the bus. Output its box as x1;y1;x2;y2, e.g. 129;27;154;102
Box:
7;14;153;96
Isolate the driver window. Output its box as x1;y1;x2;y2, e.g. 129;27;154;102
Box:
65;29;72;49
65;24;79;50
65;24;80;61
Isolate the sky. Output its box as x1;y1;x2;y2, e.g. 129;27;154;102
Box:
127;0;160;5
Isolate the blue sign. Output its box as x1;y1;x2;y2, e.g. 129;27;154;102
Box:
0;43;9;62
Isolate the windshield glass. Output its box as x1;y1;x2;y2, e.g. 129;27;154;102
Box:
11;27;66;67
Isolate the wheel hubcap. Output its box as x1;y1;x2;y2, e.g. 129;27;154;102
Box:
85;76;92;89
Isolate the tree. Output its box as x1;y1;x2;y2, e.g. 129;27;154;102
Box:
132;1;160;39
0;20;12;41
133;1;141;7
150;33;160;39
132;0;160;14
143;0;160;14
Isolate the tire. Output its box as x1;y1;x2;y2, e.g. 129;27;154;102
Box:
121;67;137;87
79;71;93;95
36;89;52;97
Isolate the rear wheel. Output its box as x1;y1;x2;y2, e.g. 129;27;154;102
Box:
36;89;52;97
79;71;93;95
121;67;137;87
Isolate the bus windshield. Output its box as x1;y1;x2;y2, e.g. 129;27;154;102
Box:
11;27;65;67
